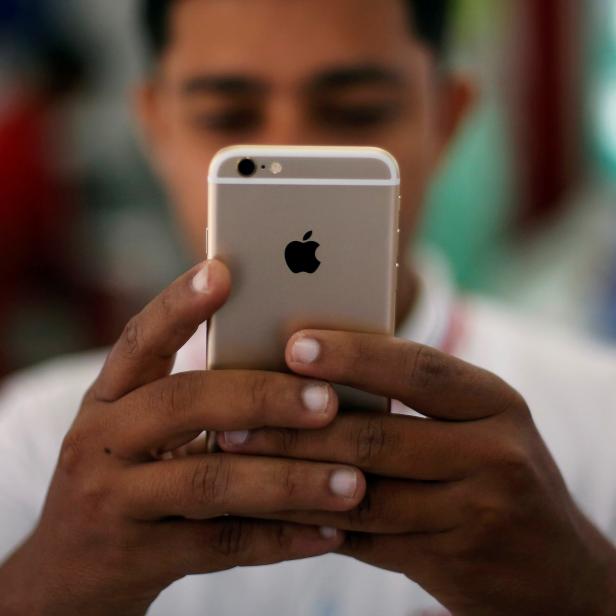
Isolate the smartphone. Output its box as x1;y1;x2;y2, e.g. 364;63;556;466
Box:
205;145;400;422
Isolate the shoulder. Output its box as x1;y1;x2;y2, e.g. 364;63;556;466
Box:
0;349;108;420
0;350;108;557
0;349;108;463
457;295;616;396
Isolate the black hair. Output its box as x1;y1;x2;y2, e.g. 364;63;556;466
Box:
141;0;451;59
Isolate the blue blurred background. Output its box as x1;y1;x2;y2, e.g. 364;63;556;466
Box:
0;0;615;376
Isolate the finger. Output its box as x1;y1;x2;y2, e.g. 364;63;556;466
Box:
92;260;231;402
108;371;338;459
218;412;474;480
117;454;365;520
285;331;522;421
149;518;345;576
336;531;436;577
243;476;464;534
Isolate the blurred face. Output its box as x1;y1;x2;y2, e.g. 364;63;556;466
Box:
137;0;470;259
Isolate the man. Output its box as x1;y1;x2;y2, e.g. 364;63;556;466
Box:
1;1;615;614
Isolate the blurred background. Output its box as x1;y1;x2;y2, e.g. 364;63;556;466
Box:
0;0;615;377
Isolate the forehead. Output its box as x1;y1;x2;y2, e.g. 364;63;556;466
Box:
162;0;418;81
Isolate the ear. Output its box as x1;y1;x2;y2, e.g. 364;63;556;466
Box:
133;80;169;174
434;73;478;159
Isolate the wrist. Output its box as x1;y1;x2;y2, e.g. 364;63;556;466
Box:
571;512;616;616
0;532;150;616
0;534;48;615
605;552;616;615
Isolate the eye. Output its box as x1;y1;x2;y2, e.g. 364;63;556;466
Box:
313;102;402;130
190;108;261;132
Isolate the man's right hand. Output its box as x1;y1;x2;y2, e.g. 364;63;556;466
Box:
0;260;366;616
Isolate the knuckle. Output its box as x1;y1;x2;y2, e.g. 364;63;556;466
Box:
58;429;117;523
406;344;450;390
273;428;299;456
211;519;252;557
495;442;536;490
190;456;231;508
492;382;529;418
276;463;301;499
349;337;368;372
468;495;511;544
161;375;195;421
171;320;197;344
452;446;537;558
505;387;532;421
59;429;90;476
156;288;195;348
78;476;114;522
159;288;175;320
354;416;388;466
82;383;101;407
248;373;271;413
120;316;143;359
348;336;378;377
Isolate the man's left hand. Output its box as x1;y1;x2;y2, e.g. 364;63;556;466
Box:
218;330;616;616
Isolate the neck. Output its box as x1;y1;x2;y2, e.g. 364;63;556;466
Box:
394;262;420;332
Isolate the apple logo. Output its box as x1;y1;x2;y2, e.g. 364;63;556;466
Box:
284;231;321;274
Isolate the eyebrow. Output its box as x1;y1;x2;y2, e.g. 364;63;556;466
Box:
179;64;406;98
309;65;406;93
181;75;267;96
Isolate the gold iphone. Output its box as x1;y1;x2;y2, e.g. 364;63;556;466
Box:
206;145;400;422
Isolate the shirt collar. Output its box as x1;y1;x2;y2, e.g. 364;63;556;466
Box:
395;247;458;351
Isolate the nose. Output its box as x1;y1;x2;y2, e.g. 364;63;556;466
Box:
261;94;313;145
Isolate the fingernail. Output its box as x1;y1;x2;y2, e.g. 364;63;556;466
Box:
224;430;250;446
192;262;211;294
319;526;338;540
291;338;321;364
329;469;358;498
302;383;330;414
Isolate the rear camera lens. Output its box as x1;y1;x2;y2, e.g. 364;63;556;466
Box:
238;158;257;177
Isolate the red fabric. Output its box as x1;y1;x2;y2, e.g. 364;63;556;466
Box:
0;94;69;280
0;93;76;374
441;302;467;356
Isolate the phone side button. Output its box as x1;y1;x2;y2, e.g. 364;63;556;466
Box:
205;227;209;256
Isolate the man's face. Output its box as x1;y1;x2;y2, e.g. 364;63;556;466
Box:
138;0;466;258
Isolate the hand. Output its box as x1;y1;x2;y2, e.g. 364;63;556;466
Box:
0;266;367;616
218;329;616;616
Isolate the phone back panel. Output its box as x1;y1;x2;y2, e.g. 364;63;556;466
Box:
206;146;400;412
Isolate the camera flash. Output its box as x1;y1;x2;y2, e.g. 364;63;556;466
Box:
270;162;283;175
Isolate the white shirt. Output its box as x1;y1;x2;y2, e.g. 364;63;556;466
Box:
1;254;615;616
